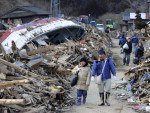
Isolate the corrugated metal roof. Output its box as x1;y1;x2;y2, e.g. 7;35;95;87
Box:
1;6;50;19
21;6;50;15
0;18;84;54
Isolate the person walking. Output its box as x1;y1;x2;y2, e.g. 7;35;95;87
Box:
91;49;116;106
105;27;110;33
72;58;91;106
119;34;127;54
131;33;139;54
123;37;132;66
134;42;144;64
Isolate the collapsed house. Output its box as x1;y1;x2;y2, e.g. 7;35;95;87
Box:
0;18;114;113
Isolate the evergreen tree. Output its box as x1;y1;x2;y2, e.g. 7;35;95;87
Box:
135;10;147;29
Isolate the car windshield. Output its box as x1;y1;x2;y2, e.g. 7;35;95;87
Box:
97;24;103;28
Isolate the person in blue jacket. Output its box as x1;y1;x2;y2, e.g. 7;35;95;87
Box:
91;49;116;106
119;34;127;53
131;33;139;53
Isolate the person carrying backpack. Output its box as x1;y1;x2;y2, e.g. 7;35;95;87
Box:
72;58;91;106
123;37;132;66
91;49;116;106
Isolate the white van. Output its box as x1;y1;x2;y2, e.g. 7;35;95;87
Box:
96;24;104;32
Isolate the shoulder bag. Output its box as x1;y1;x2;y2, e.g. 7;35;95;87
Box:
70;70;80;87
95;59;107;84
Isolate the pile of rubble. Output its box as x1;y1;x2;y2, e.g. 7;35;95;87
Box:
0;19;114;113
115;53;150;112
0;58;74;113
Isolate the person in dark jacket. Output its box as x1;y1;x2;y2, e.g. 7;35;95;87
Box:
105;27;110;33
134;42;144;63
91;49;116;106
123;37;132;66
119;34;127;53
131;33;139;53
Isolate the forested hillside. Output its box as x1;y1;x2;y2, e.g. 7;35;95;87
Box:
0;0;148;17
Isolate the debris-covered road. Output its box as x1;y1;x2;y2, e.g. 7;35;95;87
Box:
67;38;137;113
0;17;149;113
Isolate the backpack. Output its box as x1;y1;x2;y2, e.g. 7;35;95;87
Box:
133;58;139;64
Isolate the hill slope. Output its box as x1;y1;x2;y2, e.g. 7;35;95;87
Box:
0;0;148;17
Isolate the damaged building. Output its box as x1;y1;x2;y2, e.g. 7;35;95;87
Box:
0;18;86;55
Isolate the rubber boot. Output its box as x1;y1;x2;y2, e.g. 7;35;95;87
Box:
76;97;81;106
105;92;110;106
98;93;105;106
82;96;86;104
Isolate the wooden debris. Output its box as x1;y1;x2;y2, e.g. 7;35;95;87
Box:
0;99;24;105
0;58;48;79
0;24;115;112
117;54;150;107
0;79;30;89
27;46;52;56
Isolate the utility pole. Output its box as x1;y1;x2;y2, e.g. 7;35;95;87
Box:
50;0;60;17
147;0;150;14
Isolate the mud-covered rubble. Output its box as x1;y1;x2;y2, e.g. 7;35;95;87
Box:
0;22;114;113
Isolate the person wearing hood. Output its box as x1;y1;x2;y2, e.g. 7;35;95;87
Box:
72;57;91;106
119;34;127;53
91;49;116;106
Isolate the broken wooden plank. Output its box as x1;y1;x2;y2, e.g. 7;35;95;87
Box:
0;79;30;89
27;46;52;56
0;99;24;105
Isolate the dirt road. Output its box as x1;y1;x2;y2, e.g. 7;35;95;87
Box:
67;38;136;113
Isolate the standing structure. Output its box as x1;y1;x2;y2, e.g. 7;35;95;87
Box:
147;0;150;13
147;0;150;19
50;0;60;17
0;6;50;24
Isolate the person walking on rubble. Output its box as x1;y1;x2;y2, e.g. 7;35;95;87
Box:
72;58;91;106
134;42;144;64
119;33;127;54
131;32;139;54
123;37;132;66
91;49;116;106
